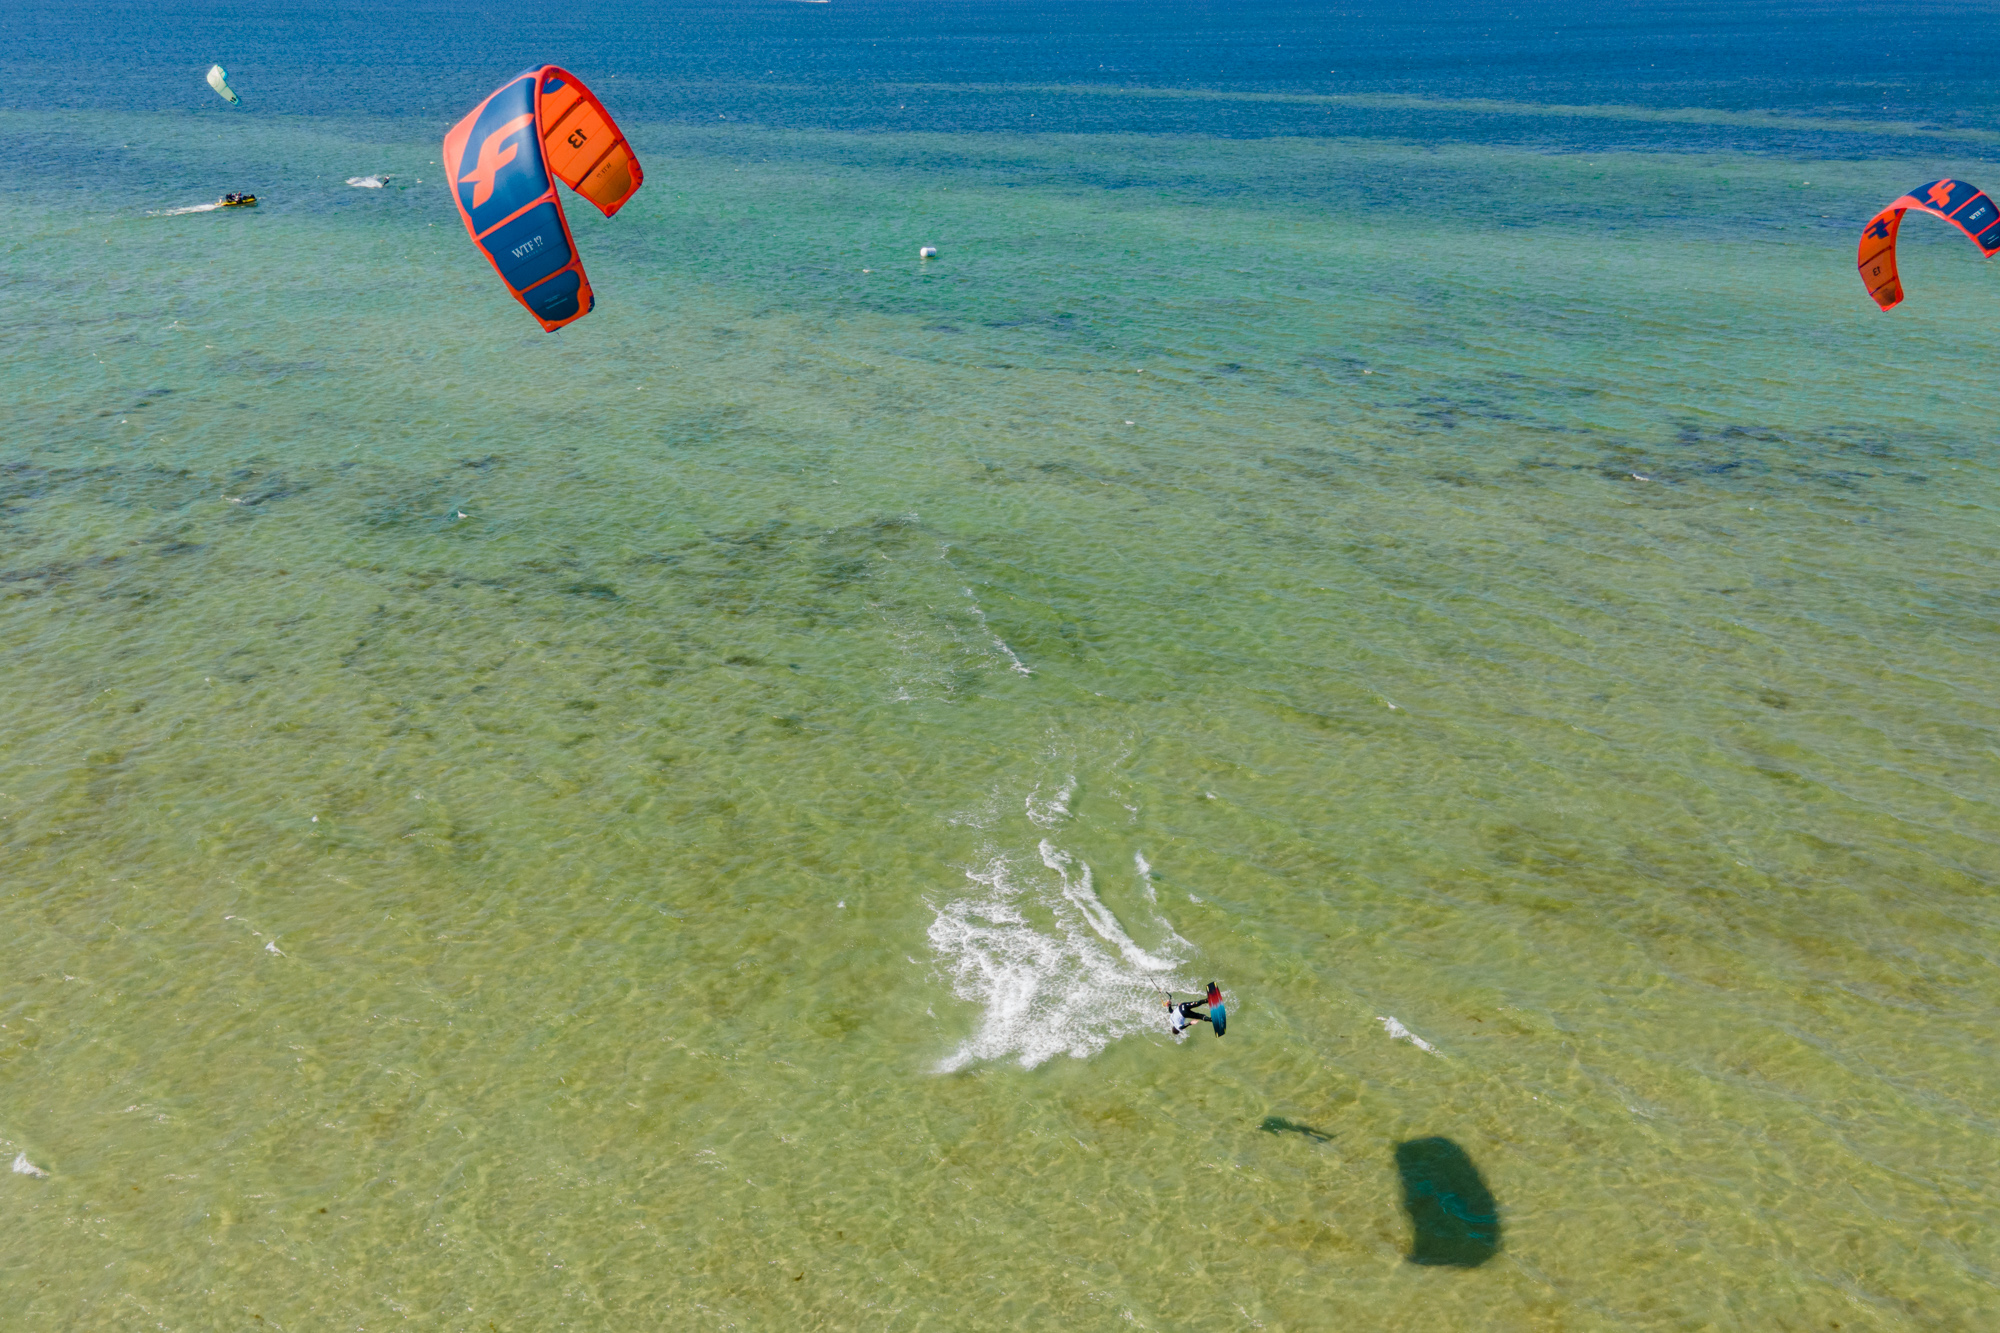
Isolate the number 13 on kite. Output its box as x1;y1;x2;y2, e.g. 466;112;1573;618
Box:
443;66;644;332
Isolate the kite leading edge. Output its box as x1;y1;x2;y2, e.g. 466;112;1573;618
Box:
442;66;644;332
1857;178;2000;312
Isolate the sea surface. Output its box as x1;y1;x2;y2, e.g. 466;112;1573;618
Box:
3;1;1998;1327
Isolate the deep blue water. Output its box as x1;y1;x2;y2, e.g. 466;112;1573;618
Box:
7;0;2000;149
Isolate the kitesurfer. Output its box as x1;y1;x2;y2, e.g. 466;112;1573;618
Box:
1165;983;1227;1037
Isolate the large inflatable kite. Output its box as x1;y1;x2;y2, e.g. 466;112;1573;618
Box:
1857;178;2000;311
443;67;643;331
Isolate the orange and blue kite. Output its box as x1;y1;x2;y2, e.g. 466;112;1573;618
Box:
1857;178;2000;311
443;67;643;331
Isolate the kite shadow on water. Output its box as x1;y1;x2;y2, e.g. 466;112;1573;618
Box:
1395;1137;1501;1267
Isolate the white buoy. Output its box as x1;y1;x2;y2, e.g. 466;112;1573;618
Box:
919;246;938;259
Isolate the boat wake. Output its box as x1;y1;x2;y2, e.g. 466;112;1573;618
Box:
346;175;390;188
149;202;223;216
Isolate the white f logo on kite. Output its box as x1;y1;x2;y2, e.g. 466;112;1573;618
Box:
461;113;536;209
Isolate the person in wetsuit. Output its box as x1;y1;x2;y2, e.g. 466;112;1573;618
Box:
1166;983;1227;1037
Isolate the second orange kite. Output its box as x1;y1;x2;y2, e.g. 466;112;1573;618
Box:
1857;178;2000;312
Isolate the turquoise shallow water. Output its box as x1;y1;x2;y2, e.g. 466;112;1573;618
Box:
5;5;2000;1326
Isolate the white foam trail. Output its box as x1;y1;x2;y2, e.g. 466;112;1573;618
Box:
963;588;1032;675
1378;1016;1441;1055
1133;851;1194;951
1025;777;1075;827
931;849;1190;1071
149;202;222;216
12;1152;48;1178
346;175;389;188
1039;842;1177;972
874;587;1027;702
